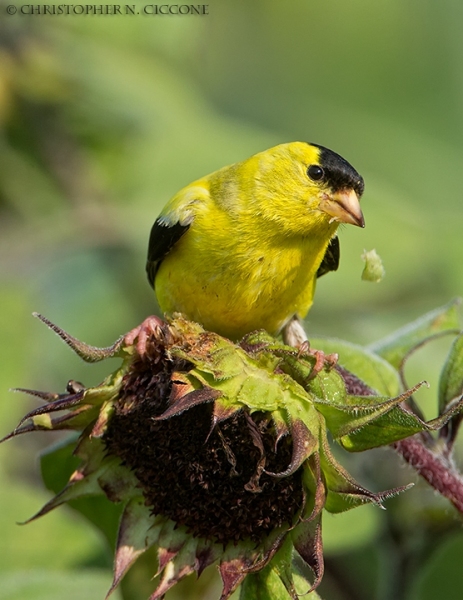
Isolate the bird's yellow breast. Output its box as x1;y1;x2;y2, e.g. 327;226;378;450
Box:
155;183;335;339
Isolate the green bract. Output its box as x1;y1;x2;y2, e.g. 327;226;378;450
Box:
2;302;463;600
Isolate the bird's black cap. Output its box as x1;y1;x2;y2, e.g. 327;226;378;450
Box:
310;142;364;198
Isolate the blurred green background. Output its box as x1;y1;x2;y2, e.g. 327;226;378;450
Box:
1;1;463;599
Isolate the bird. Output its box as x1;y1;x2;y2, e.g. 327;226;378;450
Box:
127;142;364;353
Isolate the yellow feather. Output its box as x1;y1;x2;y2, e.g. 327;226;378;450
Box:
152;142;364;340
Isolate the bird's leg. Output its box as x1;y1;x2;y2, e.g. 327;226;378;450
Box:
298;341;338;380
124;315;165;356
282;315;308;347
283;316;338;379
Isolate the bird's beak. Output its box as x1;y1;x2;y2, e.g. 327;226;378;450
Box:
319;189;365;228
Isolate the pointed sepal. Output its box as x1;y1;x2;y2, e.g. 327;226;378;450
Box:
149;537;199;599
33;312;125;362
292;512;324;593
318;426;410;513
219;556;250;600
314;381;429;451
266;420;318;478
106;499;164;598
154;387;222;421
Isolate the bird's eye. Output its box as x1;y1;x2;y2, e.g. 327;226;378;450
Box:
307;165;324;181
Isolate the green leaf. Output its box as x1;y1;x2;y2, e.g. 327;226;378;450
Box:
306;367;348;404
65;496;123;551
438;332;463;413
239;543;322;600
293;573;322;599
437;332;463;447
310;337;400;396
367;300;461;368
240;564;291;600
40;436;81;493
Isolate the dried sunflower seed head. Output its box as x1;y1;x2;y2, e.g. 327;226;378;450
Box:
5;314;440;600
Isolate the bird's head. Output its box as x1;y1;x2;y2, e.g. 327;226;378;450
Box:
250;141;365;236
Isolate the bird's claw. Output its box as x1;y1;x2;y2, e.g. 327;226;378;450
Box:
298;340;338;379
124;315;165;356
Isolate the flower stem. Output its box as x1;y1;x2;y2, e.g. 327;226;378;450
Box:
392;437;463;514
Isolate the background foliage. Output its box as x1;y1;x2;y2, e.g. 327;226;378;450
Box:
0;1;462;599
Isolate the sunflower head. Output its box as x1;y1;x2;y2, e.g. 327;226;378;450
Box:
3;309;462;600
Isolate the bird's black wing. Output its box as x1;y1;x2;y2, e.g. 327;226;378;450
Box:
146;219;190;286
316;236;340;278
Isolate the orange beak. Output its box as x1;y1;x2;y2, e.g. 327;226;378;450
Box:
319;188;365;228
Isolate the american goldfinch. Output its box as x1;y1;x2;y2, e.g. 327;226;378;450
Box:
137;142;364;349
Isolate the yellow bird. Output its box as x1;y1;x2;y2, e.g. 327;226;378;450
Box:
134;142;364;350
